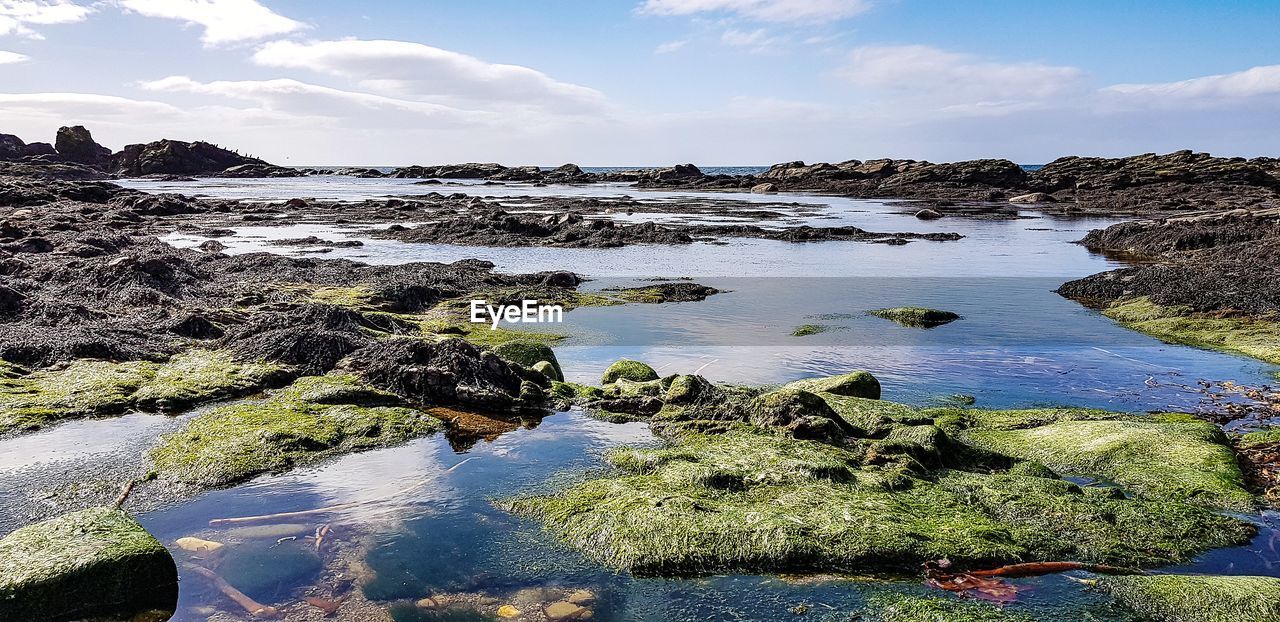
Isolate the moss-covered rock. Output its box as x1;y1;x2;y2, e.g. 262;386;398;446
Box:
1098;574;1280;622
786;371;881;399
1102;296;1280;365
0;351;287;435
749;388;854;442
503;429;1250;576
791;324;830;336
491;341;564;382
958;410;1255;510
149;374;444;487
858;592;1033;622
0;507;178;621
870;307;961;328
602;359;659;384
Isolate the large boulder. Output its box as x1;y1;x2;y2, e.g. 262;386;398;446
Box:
0;133;28;160
601;359;659;384
54;125;111;167
786;371;881;399
343;337;545;411
492;341;564;382
110;139;268;176
748;388;854;442
0;507;179;621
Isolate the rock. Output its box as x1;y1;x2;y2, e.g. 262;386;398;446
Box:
750;182;777;194
0;506;179;621
54;125;111;167
0;133;28;160
914;208;943;219
654;163;702;180
197;239;226;252
497;604;522;617
532;360;559;381
748;388;854;442
110;139;270;176
1008;192;1055;204
215;163;304;178
566;590;596;605
786;371;881;400
869;307;961;328
601;359;659;384
219;540;322;602
345;338;543;411
492;341;564;382
174;536;224;553
544;601;590;620
1098;574;1280;622
415;597;439;608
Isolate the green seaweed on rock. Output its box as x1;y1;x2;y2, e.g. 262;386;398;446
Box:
1097;574;1280;622
149;374;443;487
870;307;961;328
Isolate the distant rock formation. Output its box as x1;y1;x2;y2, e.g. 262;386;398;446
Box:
110;139;268;176
54;125;112;166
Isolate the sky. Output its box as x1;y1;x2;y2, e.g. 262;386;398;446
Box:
1;0;1278;166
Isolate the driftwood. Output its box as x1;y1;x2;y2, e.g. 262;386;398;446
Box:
113;479;138;509
208;457;476;526
186;563;281;619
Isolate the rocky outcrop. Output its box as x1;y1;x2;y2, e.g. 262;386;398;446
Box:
54;125;111;166
390;163;510;179
110;139;268;176
1030;151;1280;212
0;506;178;621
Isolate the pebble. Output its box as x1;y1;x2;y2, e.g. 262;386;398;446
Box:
497;604;522;618
174;537;224;553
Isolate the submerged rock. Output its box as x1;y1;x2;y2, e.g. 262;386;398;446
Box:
1098;574;1280;622
869;307;961;328
219;540;322;603
0;506;178;621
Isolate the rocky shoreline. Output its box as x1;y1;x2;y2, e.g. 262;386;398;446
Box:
2;125;1280;622
5;125;1279;218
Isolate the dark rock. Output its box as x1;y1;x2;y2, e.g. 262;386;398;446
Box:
343;337;544;411
54;125;111;167
110;139;270;176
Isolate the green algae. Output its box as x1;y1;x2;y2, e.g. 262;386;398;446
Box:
131;350;288;410
870;307;961;328
791;324;830;336
491;341;564;381
0;351;287;435
149;374;443;487
602;359;659;384
0;506;178;621
1240;428;1280;446
956;410;1254;510
859;593;1033;622
503;427;1251;576
1098;574;1280;622
1103;296;1280;364
786;370;882;399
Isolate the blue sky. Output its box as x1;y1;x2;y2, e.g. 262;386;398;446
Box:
1;0;1278;165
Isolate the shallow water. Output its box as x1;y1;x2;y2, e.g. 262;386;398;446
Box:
9;179;1280;620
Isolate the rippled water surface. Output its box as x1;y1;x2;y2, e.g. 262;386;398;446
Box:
8;178;1279;620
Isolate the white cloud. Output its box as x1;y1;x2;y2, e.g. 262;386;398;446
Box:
139;75;498;126
0;49;29;63
0;1;92;38
1104;65;1280;100
654;39;688;54
720;28;780;52
841;44;1086;103
115;0;305;45
252;39;606;112
637;0;872;23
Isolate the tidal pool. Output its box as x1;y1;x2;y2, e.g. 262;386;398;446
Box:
8;179;1277;620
